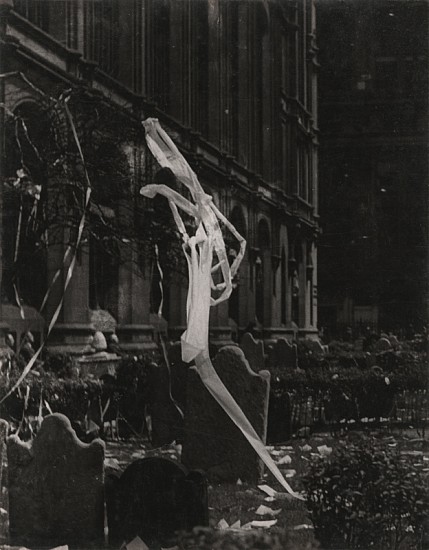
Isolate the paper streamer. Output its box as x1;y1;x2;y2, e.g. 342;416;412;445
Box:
141;118;302;499
154;244;184;420
0;99;92;405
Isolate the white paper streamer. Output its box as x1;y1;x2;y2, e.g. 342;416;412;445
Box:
0;100;92;404
141;118;303;499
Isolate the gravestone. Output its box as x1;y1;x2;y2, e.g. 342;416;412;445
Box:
240;332;265;372
182;346;270;483
299;338;326;357
375;337;392;352
106;457;208;547
267;338;298;370
388;334;400;349
7;413;105;547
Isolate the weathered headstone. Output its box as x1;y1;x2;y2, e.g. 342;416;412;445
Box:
388;334;400;349
7;413;105;547
240;332;265;373
375;337;392;352
267;338;298;370
182;346;270;483
299;338;326;357
106;457;208;547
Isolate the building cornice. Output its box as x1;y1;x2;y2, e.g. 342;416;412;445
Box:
4;7;320;230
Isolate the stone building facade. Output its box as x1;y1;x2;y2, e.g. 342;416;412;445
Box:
317;0;428;336
0;0;319;353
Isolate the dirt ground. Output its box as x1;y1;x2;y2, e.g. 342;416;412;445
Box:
1;427;428;549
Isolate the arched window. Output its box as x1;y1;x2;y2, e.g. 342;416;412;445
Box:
281;247;287;324
227;206;247;326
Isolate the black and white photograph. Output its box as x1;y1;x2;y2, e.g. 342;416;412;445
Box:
0;1;427;549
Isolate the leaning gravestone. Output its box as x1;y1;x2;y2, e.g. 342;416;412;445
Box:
7;413;105;547
182;346;270;483
375;337;392;352
388;334;400;349
106;457;208;547
300;338;326;357
240;332;265;373
267;338;298;370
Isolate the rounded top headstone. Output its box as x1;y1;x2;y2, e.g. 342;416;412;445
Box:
109;333;119;344
92;331;107;352
375;337;392;352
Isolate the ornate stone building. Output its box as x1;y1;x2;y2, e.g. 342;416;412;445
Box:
0;0;319;353
317;0;428;336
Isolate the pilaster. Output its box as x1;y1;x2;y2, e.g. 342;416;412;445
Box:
116;250;156;352
46;240;94;355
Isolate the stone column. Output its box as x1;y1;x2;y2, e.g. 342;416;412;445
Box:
116;192;155;351
116;250;156;352
46;235;94;355
237;254;251;330
298;240;306;331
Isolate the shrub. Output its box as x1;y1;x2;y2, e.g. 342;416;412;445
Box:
0;370;103;438
268;356;426;425
304;435;429;549
42;351;80;378
113;352;161;436
177;526;319;550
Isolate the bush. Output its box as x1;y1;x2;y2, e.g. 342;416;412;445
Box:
268;356;427;426
177;526;319;550
42;351;80;378
110;352;162;436
0;370;103;437
304;435;429;549
0;351;164;439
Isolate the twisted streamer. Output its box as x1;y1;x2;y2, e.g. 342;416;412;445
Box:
141;118;303;499
154;244;184;420
0;88;92;404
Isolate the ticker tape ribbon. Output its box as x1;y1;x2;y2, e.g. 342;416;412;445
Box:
141;118;303;499
154;244;184;420
0;100;92;405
